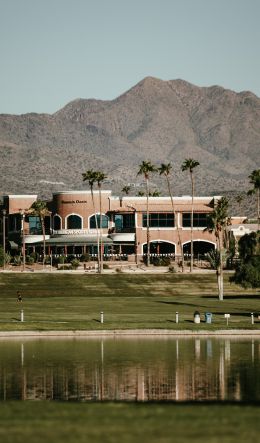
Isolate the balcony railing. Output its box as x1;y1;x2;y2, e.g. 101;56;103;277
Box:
110;227;136;234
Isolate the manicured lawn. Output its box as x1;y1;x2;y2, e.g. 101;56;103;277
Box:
0;402;259;443
0;273;259;331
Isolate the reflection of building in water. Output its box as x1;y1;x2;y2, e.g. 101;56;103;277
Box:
0;339;258;402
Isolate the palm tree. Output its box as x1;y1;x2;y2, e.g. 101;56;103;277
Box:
235;194;244;209
82;169;100;272
96;171;107;274
121;186;131;195
248;169;260;229
29;200;50;266
137;161;157;266
149;190;161;197
181;159;200;272
205;197;230;300
158;163;184;272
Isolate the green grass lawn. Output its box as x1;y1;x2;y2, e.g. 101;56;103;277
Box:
0;402;259;443
0;273;259;331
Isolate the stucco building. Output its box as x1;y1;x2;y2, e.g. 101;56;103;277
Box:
1;190;222;262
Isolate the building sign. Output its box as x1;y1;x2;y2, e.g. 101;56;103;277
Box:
53;229;96;235
61;200;88;204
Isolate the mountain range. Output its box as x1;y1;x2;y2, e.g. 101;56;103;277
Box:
0;76;259;215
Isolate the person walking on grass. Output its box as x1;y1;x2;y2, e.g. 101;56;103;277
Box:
17;291;22;302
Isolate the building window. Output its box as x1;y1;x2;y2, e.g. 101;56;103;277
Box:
89;214;108;229
53;215;61;230
67;214;82;229
182;213;210;228
142;213;174;228
8;215;17;232
28;216;42;234
115;214;135;231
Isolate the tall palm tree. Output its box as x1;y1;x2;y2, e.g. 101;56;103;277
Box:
158;163;184;272
206;197;230;301
137;161;157;266
82;169;100;272
29;200;50;266
96;171;107;274
121;186;131;195
181;159;200;272
248;169;260;229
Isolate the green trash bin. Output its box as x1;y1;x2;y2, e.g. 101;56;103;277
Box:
205;312;212;324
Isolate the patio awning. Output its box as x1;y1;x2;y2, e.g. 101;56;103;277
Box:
9;240;19;250
45;235;113;246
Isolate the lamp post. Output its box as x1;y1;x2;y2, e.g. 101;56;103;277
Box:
2;209;6;270
19;210;26;272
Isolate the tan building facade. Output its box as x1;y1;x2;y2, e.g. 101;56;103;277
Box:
1;190;221;261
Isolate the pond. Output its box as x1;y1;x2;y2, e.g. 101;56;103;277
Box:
0;337;259;402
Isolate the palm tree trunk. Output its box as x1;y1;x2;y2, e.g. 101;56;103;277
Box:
257;188;259;230
217;236;224;301
41;215;46;267
190;172;194;273
91;187;100;273
166;177;184;272
98;185;103;274
146;177;150;267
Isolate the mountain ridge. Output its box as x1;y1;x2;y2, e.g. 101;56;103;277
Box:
0;77;259;218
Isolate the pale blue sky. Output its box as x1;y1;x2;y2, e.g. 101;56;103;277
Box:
0;0;259;114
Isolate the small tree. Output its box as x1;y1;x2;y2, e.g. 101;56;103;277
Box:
231;232;260;288
205;197;230;300
0;246;11;267
122;186;131;195
248;169;260;229
29;200;50;266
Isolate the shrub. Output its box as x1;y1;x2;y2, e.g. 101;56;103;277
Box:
71;259;80;270
26;255;34;265
12;255;22;266
231;256;260;288
58;264;72;270
0;247;11;266
80;253;90;262
67;254;76;263
57;255;67;264
29;252;39;262
152;256;171;266
168;265;176;273
103;263;110;269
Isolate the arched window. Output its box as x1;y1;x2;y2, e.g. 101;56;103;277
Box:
183;241;215;257
143;241;175;255
89;214;109;229
67;214;82;229
53;215;61;230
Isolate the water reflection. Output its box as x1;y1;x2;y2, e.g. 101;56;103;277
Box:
0;337;259;402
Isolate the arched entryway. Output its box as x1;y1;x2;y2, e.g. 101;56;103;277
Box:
182;240;215;257
143;241;175;255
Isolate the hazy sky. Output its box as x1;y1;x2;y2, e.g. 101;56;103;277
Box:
0;0;259;114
